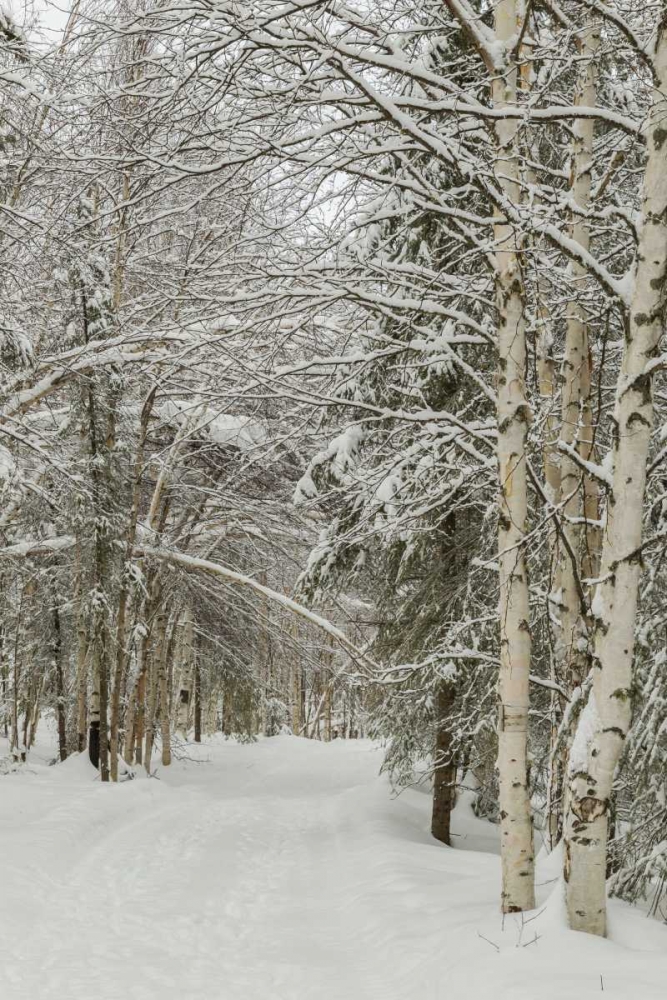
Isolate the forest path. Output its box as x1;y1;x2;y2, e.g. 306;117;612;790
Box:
0;734;665;1000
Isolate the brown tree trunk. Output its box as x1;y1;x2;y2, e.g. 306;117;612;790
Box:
431;682;457;846
89;641;101;770
53;600;67;763
159;614;173;767
193;654;202;743
76;615;88;754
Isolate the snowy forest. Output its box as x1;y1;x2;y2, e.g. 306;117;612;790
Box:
1;0;667;996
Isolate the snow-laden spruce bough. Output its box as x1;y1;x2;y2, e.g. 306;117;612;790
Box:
0;0;666;973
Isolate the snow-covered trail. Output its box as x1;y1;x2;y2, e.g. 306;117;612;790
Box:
1;735;665;1000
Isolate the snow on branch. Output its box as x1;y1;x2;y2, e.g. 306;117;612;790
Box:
0;535;75;558
135;545;378;675
557;441;613;488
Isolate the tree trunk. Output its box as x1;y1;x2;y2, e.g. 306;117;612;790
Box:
109;597;129;781
143;634;160;774
89;639;101;770
258;570;269;735
109;389;154;780
324;677;332;743
159;614;172;766
76;611;88;754
0;624;7;741
564;21;667;935
431;682;456;845
555;20;601;698
53;598;67;763
131;628;149;765
493;0;535;913
27;677;43;750
290;616;302;734
193;654;202;744
98;622;110;782
545;22;601;848
176;606;193;737
11;641;21;760
221;686;232;735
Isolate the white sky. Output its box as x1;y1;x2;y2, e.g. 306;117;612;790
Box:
12;0;71;43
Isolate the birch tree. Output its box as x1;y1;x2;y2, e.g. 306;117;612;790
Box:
563;11;667;937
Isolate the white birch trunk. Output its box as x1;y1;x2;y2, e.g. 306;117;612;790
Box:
547;22;601;847
556;23;601;697
493;0;535;913
564;19;667;935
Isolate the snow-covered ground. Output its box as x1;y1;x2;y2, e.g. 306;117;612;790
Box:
0;733;665;1000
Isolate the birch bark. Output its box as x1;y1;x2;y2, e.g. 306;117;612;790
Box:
556;22;601;699
564;16;667;935
493;0;535;912
547;22;602;847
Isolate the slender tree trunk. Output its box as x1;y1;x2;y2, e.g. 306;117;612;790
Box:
109;582;132;779
258;571;269;735
556;21;601;698
27;677;43;749
98;624;110;782
176;606;193;736
0;625;7;740
11;607;21;761
76;611;88;754
89;636;101;770
52;598;67;763
22;677;31;752
431;682;456;846
537;322;561;505
564;21;667;935
193;653;202;744
159;615;172;767
123;661;137;766
324;676;332;743
145;612;166;772
289;615;301;734
132;628;149;765
206;692;218;736
89;621;110;780
221;686;232;735
109;390;154;780
493;0;535;913
144;636;160;774
544;23;602;847
109;603;128;781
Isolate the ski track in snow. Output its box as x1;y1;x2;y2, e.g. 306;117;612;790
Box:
0;735;666;1000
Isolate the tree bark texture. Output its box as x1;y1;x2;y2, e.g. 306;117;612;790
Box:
564;19;667;935
431;682;457;846
493;0;535;913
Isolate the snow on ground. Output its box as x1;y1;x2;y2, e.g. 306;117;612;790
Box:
0;733;665;1000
